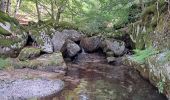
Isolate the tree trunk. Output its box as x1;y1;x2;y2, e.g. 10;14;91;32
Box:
0;0;6;13
6;0;11;15
55;0;68;23
35;0;41;22
50;0;54;20
14;0;21;17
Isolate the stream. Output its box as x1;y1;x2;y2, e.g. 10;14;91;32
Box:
43;52;167;100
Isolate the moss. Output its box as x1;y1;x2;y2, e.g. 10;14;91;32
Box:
0;26;12;36
142;4;156;21
14;53;64;69
0;58;11;70
55;21;78;31
0;37;21;47
18;47;41;61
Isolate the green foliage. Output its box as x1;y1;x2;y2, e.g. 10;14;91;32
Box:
130;48;158;64
0;11;18;25
55;21;78;31
0;58;10;70
156;76;165;93
0;38;21;47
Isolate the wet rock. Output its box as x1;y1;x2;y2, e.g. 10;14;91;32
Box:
29;29;53;53
122;56;149;80
62;29;82;42
0;68;65;80
18;47;41;61
61;39;81;57
0;12;28;57
12;52;67;73
0;79;64;100
102;39;125;56
80;36;101;52
106;51;114;57
52;31;69;52
123;52;170;99
107;57;116;63
147;52;170;99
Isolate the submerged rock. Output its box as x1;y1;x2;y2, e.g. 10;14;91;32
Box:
61;39;81;57
0;79;64;100
80;36;101;52
18;47;41;61
107;57;116;63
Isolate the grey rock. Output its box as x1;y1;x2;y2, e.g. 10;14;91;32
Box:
52;31;69;52
62;40;81;57
80;36;101;52
62;29;82;42
0;79;64;100
102;39;125;56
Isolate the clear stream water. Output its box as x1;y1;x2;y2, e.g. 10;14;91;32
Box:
42;53;167;100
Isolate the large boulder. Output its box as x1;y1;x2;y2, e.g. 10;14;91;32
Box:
52;29;82;52
147;52;170;99
0;11;28;57
61;39;81;57
101;39;125;56
29;29;53;53
123;51;170;99
62;29;82;42
0;79;64;100
18;47;41;61
52;31;69;52
80;36;101;52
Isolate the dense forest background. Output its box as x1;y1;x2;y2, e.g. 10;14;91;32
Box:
0;0;154;34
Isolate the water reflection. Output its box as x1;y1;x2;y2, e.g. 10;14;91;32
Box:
48;53;167;100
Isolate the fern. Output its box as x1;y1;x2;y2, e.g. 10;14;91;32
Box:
130;48;158;64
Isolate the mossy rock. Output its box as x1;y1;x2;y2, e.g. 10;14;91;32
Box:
146;51;170;96
29;29;53;53
0;58;11;70
18;47;41;61
0;12;28;57
12;52;67;72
